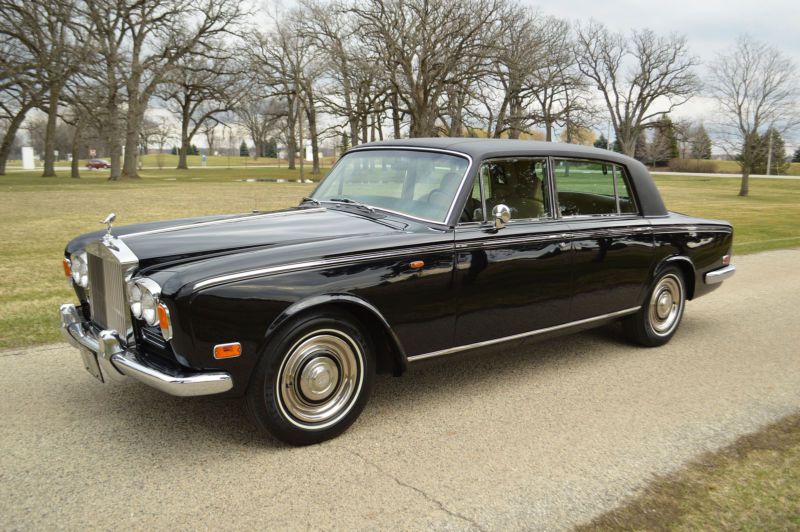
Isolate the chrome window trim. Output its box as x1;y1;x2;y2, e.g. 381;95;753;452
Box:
193;243;455;291
407;306;641;363
333;146;474;227
550;157;641;219
458;156;554;225
120;209;325;239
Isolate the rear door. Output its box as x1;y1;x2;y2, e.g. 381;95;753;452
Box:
551;158;655;321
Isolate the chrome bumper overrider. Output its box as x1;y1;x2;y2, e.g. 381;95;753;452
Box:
704;264;736;285
59;304;233;397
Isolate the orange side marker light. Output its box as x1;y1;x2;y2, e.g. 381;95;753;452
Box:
62;258;72;278
410;260;425;269
214;342;242;359
157;303;173;341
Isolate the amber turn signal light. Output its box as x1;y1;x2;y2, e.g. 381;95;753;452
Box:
157;303;173;341
214;342;242;359
62;258;72;278
410;260;425;269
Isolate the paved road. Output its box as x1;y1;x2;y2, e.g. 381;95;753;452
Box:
2;249;799;530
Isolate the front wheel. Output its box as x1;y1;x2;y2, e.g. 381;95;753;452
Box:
623;267;686;347
245;310;375;445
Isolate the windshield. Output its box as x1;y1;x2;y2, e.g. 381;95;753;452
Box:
311;149;470;223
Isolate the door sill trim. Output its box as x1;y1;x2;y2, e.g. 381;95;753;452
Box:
407;306;641;363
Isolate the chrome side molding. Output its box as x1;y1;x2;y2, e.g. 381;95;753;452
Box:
407;306;641;363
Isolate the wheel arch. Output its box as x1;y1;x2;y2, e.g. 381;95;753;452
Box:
262;294;408;377
657;255;696;300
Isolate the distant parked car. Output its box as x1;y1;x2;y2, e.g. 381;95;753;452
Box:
60;139;735;445
86;159;111;169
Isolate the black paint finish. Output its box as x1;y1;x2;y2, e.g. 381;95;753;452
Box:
64;140;734;397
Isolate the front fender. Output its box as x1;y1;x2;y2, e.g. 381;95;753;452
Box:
260;293;409;375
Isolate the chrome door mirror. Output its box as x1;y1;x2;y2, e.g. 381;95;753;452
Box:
492;204;511;229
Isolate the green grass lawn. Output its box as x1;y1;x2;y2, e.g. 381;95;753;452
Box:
652;174;800;254
0;168;798;349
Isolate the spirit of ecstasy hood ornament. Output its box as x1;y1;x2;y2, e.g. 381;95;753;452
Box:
100;212;116;239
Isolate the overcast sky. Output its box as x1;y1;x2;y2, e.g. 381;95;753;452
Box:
531;0;800;135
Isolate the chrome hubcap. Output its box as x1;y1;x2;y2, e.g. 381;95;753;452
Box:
299;356;339;402
278;332;362;428
648;274;684;336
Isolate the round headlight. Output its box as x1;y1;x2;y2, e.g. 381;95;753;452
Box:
141;289;158;325
128;282;143;319
70;252;89;288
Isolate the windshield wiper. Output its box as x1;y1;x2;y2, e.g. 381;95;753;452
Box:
300;196;320;206
328;197;375;213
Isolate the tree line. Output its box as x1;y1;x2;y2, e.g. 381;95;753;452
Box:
1;0;798;195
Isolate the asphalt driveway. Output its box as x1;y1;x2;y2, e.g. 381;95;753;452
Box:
2;249;799;530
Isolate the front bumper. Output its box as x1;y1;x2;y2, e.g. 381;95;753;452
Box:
704;264;736;285
59;304;233;397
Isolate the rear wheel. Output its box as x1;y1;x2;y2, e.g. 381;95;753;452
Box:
624;267;686;347
246;310;374;445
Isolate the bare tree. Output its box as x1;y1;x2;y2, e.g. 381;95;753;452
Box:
352;0;503;137
0;0;85;176
708;35;800;196
0;85;39;175
575;21;699;157
160;50;243;169
236;97;284;159
82;0;245;179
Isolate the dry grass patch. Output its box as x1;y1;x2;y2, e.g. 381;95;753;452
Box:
579;413;800;531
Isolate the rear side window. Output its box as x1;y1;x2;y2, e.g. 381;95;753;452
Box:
553;159;637;216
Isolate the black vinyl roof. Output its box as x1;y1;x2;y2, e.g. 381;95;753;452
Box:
356;138;668;217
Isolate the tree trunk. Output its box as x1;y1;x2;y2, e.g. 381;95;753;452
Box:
177;98;190;169
619;131;637;157
42;85;61;177
739;171;749;196
391;92;401;140
306;104;320;174
122;100;143;177
303;83;320;174
0;104;31;176
286;95;296;170
70;126;81;178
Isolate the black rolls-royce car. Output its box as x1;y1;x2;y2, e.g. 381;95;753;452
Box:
60;139;735;445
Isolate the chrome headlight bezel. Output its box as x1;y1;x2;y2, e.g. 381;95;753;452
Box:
127;278;162;326
70;251;89;288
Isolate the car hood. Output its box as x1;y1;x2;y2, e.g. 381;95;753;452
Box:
68;207;408;269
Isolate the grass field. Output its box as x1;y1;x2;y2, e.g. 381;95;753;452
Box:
0;167;798;349
678;158;800;176
580;413;800;530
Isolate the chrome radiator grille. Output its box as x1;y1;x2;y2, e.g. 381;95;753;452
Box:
87;251;128;333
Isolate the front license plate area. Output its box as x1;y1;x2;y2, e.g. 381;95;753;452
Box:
79;348;104;383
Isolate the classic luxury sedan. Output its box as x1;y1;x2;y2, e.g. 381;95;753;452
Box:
60;139;735;445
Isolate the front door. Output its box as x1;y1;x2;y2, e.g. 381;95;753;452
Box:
453;157;573;347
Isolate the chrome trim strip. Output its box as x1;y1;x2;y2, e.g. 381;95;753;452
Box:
455;233;565;250
407;306;642;363
346;146;474;226
193;243;455;291
120;209;325;239
704;264;736;284
59;303;233;396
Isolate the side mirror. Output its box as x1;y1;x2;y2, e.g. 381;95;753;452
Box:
492;204;511;229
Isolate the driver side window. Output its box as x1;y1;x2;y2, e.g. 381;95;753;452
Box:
460;158;551;223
